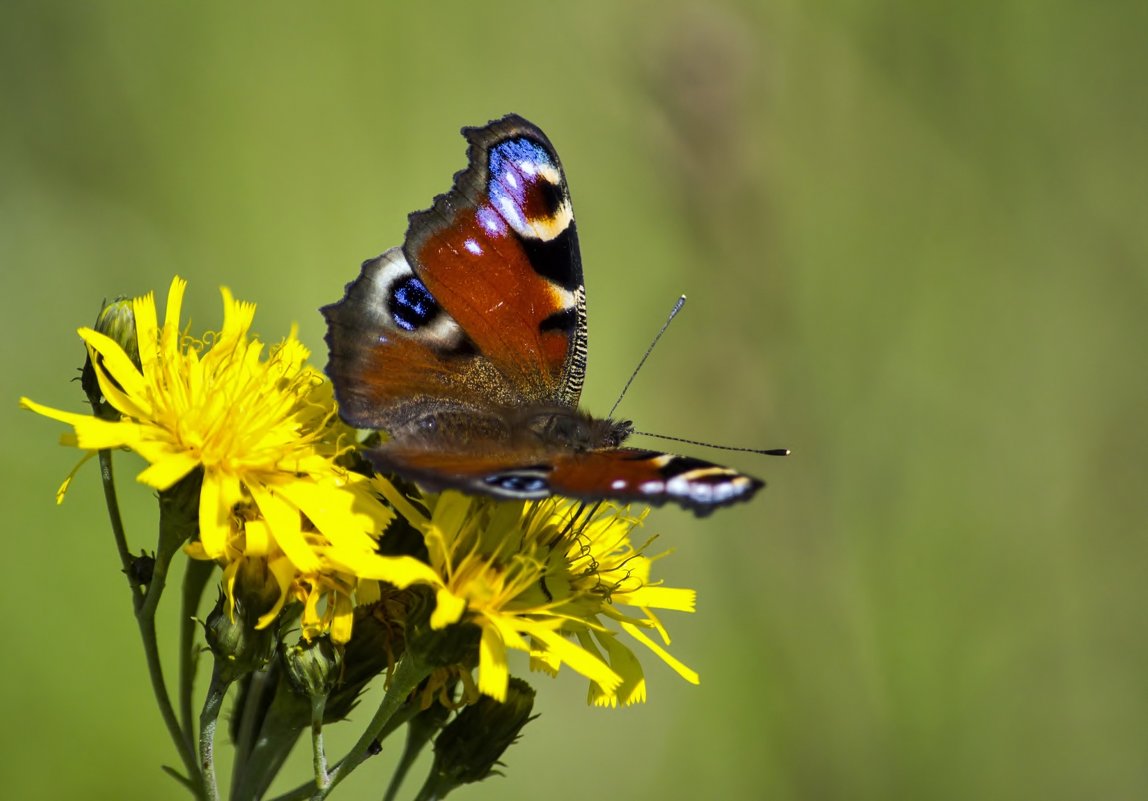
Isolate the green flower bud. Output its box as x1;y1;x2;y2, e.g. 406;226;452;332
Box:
203;593;275;683
81;296;138;420
420;678;537;797
282;635;342;698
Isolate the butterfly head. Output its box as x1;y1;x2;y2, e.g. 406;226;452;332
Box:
516;406;632;452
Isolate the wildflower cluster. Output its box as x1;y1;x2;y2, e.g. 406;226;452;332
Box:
21;277;700;800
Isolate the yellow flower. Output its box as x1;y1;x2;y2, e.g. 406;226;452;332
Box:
376;482;699;706
21;277;437;642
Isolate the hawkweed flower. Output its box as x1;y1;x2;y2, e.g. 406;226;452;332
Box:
376;482;700;706
20;277;436;640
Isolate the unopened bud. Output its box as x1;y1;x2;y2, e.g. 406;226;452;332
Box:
82;297;138;419
421;678;537;797
204;593;275;683
282;635;342;698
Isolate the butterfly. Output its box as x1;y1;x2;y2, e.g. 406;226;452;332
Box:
322;114;771;515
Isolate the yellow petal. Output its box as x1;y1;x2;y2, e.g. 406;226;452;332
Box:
619;621;699;685
20;397;98;428
279;475;391;554
133;288;161;373
520;620;621;693
73;419;144;451
53;451;98;504
219;286;256;345
430;587;467;629
372;476;429;529
621;586;696;613
249;481;319;573
325;551;441;590
161;277;187;335
356;579;381;605
329;593;354;644
198;473;231;559
477;624;510;701
256;555;296;628
78;328;149;404
136;451;201;490
590;632;647;707
245;518;271;557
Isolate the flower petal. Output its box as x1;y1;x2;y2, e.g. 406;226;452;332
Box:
477;624;510;701
136;451;201;490
54;451;98;504
133;288;161;373
248;481;319;573
430;587;467;629
619;621;699;685
520;619;621;693
78;328;149;406
325;552;441;590
198;472;231;559
589;631;647;707
279;475;391;554
21;397;99;428
620;586;696;613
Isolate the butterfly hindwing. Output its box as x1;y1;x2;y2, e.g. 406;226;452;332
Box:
369;444;763;514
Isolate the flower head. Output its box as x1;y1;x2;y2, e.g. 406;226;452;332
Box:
377;482;700;706
22;276;435;642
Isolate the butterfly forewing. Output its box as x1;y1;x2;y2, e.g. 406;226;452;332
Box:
404;115;587;407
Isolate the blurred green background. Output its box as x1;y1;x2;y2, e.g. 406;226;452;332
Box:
4;1;1146;799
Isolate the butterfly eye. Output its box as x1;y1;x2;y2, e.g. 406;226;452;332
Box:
387;275;439;332
483;468;552;497
607;420;633;447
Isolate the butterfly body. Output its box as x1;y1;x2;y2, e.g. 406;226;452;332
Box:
323;114;765;514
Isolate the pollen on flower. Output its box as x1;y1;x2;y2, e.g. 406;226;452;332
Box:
386;487;699;706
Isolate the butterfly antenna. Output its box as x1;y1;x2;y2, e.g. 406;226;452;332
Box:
632;430;790;457
608;294;688;418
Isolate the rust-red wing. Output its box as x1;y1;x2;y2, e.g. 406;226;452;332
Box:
404;115;587;407
323;116;589;430
322;248;515;431
368;444;764;517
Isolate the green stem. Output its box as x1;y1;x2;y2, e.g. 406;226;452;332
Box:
266;656;431;801
199;666;231;801
266;700;422;801
99;449;203;796
180;558;214;750
310;694;330;791
231;667;308;801
231;667;273;791
382;712;438;801
97;450;135;596
411;784;444;801
312;655;431;800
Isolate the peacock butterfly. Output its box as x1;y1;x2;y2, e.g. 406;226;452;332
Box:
322;114;771;515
